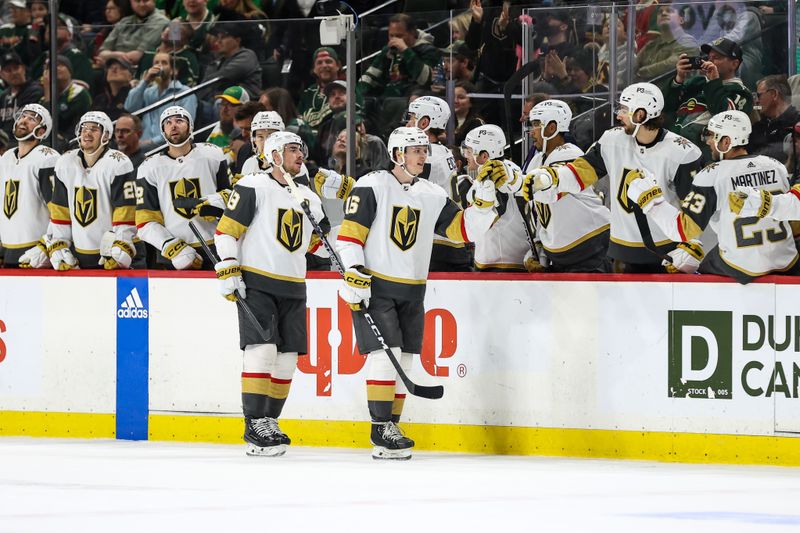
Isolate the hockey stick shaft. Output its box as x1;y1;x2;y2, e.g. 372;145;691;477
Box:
188;221;273;343
283;175;443;400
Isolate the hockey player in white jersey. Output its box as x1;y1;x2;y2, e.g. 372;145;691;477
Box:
523;82;704;272
240;111;285;177
461;124;529;271
135;106;231;269
0;104;59;268
214;132;325;456
47;111;141;270
628;110;799;283
336;126;497;459
520;99;610;273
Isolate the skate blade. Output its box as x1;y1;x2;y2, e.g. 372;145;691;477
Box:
371;446;412;460
246;443;287;457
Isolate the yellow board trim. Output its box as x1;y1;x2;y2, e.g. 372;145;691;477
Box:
146;414;800;466
0;411;115;438
4;411;800;467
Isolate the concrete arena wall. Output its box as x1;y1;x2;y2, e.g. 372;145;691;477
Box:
1;270;799;465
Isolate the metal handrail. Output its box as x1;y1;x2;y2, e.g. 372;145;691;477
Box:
130;76;221;119
359;0;399;18
144;121;220;157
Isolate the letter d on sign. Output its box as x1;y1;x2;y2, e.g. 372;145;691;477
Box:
681;325;718;382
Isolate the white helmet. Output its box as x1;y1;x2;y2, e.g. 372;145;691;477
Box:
14;103;52;141
160;105;194;147
529;99;572;133
618;82;664;121
76;111;114;157
251;111;285;134
707;110;751;157
263;131;306;169
407;95;451;130
387;126;431;166
462;124;506;160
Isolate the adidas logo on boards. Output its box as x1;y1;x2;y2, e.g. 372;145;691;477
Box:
117;287;148;319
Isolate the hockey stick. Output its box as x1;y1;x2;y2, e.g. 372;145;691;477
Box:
282;174;444;400
188;221;273;343
631;206;674;265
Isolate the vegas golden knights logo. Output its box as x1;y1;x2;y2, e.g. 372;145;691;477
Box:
277;208;303;252
534;201;551;229
3;179;19;218
390;205;420;251
169;178;201;219
74;186;98;227
617;167;641;214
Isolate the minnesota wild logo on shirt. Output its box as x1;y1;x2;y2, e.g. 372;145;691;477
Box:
390;205;420;251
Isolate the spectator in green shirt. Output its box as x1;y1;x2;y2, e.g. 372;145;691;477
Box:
30;15;95;93
41;55;92;148
98;0;170;67
0;0;40;65
298;46;341;133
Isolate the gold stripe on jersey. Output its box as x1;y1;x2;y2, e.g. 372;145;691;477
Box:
367;269;427;285
112;206;135;225
242;376;270;395
339;219;370;245
677;212;703;241
241;265;305;284
474;261;525;270
308;232;321;253
543;224;610;254
217;215;248;239
566;158;600;189
74;246;101;255
433;238;465;248
2;240;37;249
443;211;468;242
48;202;70;222
135;209;164;226
720;249;799;277
610;235;673;247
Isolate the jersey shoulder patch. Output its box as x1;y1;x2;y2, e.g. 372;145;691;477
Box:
664;131;703;162
354;170;390;188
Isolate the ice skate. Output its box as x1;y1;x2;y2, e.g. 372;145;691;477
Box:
244;417;287;457
370;421;414;460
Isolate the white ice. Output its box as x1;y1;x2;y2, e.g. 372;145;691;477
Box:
1;438;800;532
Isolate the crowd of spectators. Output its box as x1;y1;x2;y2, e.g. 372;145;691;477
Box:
0;0;798;273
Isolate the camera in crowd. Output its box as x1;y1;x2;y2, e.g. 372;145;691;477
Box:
686;55;708;70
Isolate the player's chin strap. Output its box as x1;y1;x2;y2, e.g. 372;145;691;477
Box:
164;132;193;149
393;151;419;181
630;112;644;139
713;135;733;161
82;133;111;159
13;124;46;143
540;123;559;156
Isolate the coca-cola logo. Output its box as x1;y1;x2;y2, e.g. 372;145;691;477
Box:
298;297;457;396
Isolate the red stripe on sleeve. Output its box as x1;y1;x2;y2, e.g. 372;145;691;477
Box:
51;219;70;225
565;163;585;190
790;188;800;201
460;214;469;242
677;215;687;242
337;235;364;246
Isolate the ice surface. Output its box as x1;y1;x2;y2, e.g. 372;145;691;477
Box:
1;438;799;532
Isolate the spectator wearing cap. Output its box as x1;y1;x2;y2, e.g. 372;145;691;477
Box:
635;4;699;83
317;79;356;162
98;0;170;67
750;75;799;163
441;41;475;86
136;21;200;87
298;46;342;133
358;13;440;98
41;55;92;144
207;85;248;164
30;14;94;92
200;20;261;101
664;37;753;160
0;50;43;138
114;113;146;168
0;0;40;65
124;50;196;150
91;57;134;121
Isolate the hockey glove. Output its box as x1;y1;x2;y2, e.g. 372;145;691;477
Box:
664;240;704;274
215;259;246;301
314;168;355;200
522;167;559;203
625;169;663;214
339;267;371;311
729;187;772;219
161;238;203;270
475;160;509;189
471;180;497;209
18;239;50;269
523;248;546;273
47;239;78;270
104;239;135;270
191;190;231;221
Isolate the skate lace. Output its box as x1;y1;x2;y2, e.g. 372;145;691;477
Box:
251;418;274;438
264;417;283;435
381;422;405;443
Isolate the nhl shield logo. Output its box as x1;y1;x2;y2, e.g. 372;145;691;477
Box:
74;186;98;227
170;178;202;219
390;205;420;251
3;179;19;218
535;201;551;229
277;208;303;252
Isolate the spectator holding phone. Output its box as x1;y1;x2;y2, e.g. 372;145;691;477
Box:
635;4;699;83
